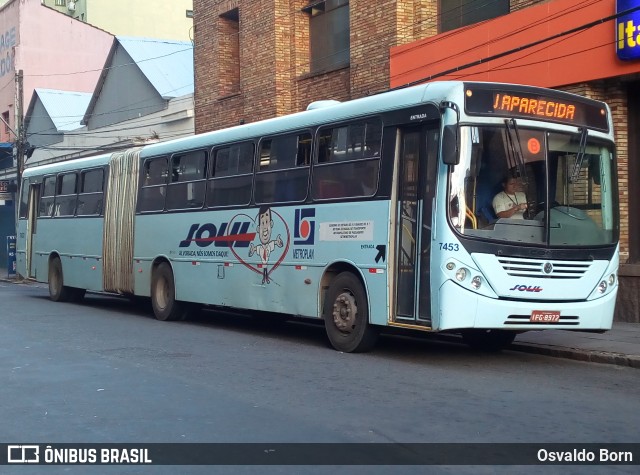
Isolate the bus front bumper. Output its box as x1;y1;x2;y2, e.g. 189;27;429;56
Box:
436;280;616;332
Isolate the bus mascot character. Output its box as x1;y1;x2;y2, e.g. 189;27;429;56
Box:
249;205;284;284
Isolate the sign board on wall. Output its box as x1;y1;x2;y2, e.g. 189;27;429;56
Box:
617;0;640;60
0;180;12;201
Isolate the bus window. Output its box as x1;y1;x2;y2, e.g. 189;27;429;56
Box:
77;168;104;216
54;172;78;217
313;119;381;199
39;176;57;217
138;157;168;212
18;179;29;219
254;132;311;204
207;142;254;207
167;150;207;210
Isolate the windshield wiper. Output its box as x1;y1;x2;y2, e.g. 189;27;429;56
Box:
504;119;528;184
569;127;588;183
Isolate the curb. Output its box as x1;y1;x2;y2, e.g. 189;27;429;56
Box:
509;341;640;369
0;277;35;285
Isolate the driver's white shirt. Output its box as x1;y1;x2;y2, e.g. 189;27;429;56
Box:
493;191;527;219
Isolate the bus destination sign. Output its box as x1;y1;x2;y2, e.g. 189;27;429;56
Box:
492;93;576;121
464;84;609;132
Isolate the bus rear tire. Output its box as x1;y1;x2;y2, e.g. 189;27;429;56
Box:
462;329;516;352
323;272;378;353
151;262;190;321
48;257;73;302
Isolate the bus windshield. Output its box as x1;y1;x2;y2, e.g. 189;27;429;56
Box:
448;124;618;247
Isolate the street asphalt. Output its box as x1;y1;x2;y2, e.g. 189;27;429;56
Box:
2;269;638;369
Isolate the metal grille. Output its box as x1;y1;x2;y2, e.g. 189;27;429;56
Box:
498;257;591;279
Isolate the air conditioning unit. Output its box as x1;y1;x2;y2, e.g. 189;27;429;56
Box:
68;1;76;12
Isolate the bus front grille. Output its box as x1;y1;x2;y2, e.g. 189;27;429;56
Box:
498;257;591;279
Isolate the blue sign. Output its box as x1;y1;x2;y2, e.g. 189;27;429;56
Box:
617;0;640;60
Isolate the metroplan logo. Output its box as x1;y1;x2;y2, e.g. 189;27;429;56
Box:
294;208;315;245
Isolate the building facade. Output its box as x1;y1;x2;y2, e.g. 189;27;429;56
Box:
193;0;452;134
0;0;113;145
41;0;194;41
24;37;195;165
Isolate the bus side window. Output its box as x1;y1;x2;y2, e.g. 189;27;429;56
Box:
207;142;254;207
312;119;381;200
166;150;207;211
54;172;78;217
77;168;104;216
254;132;311;204
138;158;168;212
39;176;57;217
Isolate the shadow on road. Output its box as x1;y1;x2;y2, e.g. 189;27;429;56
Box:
28;291;523;364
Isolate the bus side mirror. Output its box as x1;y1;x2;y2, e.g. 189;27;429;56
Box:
442;124;459;166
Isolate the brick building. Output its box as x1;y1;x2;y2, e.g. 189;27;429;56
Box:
193;0;444;133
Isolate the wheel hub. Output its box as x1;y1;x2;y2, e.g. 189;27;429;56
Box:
332;292;357;332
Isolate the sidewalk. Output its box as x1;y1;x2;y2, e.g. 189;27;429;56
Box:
512;323;640;368
1;268;638;368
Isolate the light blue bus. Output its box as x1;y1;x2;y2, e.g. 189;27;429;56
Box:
16;81;619;352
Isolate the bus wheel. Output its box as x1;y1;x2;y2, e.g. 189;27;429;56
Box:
151;262;188;321
323;272;378;353
461;329;516;352
48;257;72;302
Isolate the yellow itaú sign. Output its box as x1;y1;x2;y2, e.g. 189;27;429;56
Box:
617;0;640;60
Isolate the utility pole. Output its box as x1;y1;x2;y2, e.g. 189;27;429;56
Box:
15;69;24;190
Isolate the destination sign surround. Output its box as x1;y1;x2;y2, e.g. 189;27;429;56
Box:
464;85;609;132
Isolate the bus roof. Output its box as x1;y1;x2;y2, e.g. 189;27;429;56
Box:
22;153;112;178
139;81;463;158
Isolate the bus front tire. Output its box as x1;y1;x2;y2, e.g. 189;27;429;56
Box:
48;257;72;302
323;272;378;353
461;329;516;352
151;262;190;321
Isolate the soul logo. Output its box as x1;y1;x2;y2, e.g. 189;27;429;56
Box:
509;284;543;292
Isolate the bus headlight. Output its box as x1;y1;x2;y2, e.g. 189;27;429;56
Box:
608;273;616;286
446;262;455;271
471;276;482;289
455;268;468;282
597;281;607;294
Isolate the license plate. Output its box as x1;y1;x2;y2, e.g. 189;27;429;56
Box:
530;310;561;323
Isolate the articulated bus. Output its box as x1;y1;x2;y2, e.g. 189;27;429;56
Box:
16;81;619;352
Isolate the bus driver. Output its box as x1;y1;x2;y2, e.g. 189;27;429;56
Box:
493;175;527;219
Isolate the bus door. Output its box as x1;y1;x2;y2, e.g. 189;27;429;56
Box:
394;125;438;325
25;183;41;278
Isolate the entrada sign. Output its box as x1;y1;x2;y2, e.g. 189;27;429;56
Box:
616;0;640;60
